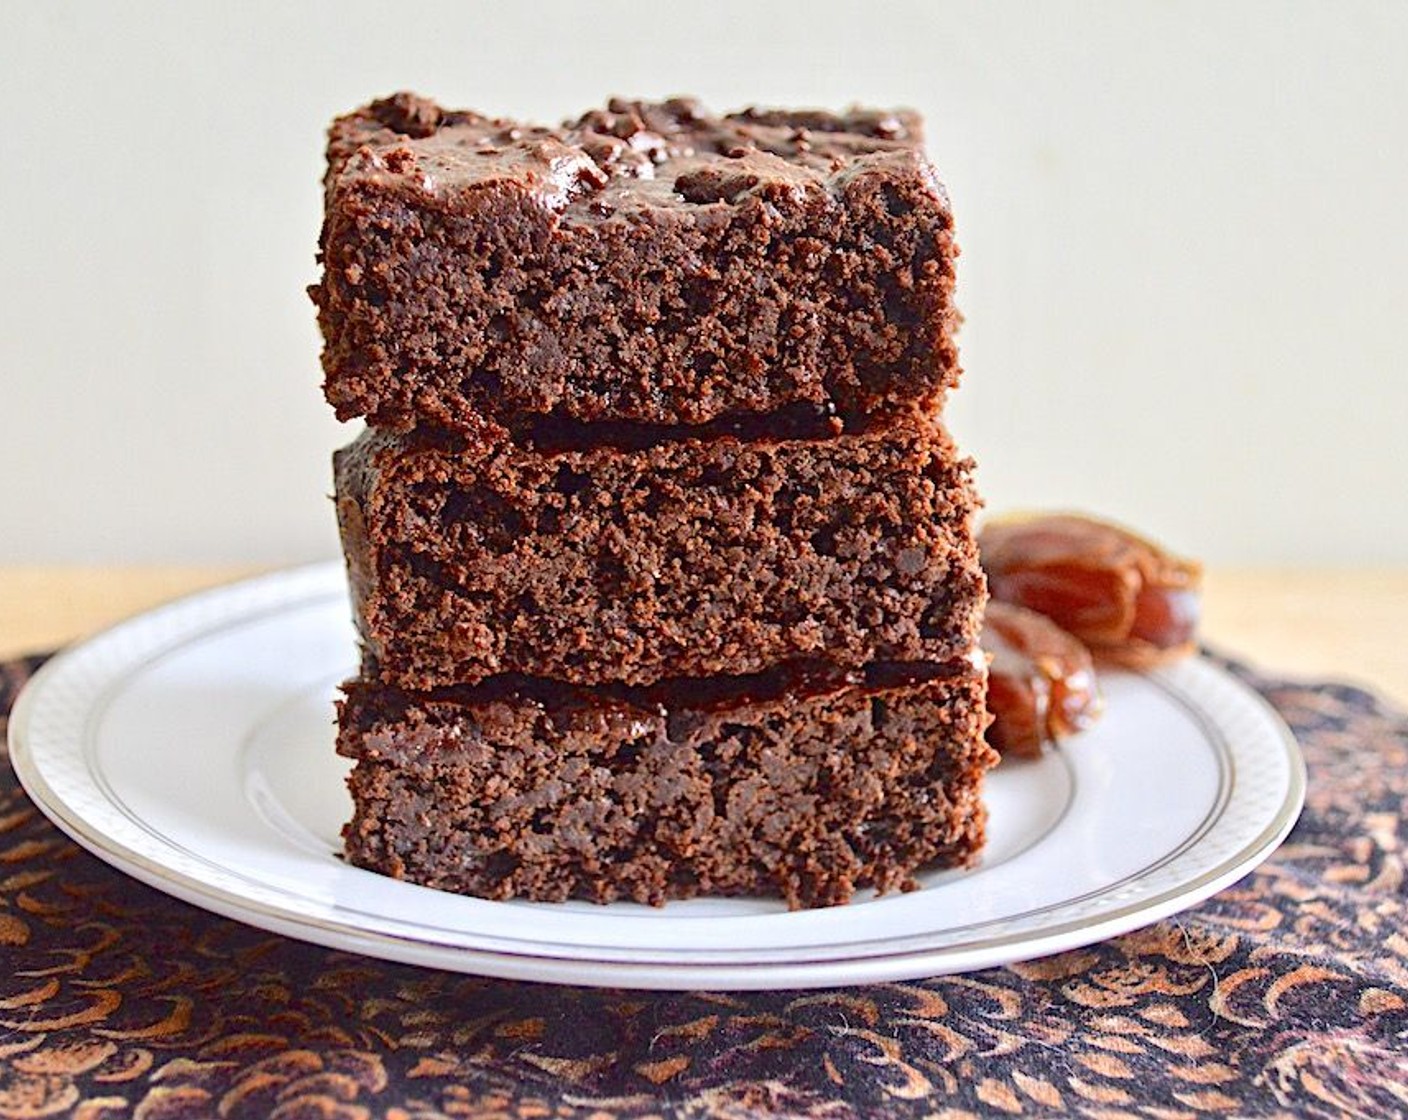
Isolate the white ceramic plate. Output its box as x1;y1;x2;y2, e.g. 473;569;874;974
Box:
10;564;1305;990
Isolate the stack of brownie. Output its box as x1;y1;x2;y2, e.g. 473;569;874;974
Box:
312;93;995;908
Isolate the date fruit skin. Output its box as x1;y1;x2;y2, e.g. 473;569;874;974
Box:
979;513;1203;668
982;600;1103;756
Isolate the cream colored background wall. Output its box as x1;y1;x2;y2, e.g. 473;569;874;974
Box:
1;1;1403;565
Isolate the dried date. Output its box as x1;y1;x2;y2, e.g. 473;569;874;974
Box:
982;600;1103;756
980;513;1203;668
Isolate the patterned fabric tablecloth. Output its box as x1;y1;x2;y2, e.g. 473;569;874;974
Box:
2;650;1406;1119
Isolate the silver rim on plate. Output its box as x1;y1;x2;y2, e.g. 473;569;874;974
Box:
8;564;1307;989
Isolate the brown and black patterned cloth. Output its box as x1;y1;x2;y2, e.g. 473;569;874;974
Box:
2;650;1406;1119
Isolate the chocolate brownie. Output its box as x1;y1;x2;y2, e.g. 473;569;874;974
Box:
335;410;985;689
311;93;960;433
338;658;995;908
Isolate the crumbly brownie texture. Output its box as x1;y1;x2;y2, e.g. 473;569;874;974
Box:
311;93;960;432
338;659;995;907
335;410;985;689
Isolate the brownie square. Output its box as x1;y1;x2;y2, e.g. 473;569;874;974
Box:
311;93;960;433
335;410;985;689
338;659;995;908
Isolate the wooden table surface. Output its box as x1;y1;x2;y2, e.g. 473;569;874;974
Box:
0;566;1404;708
